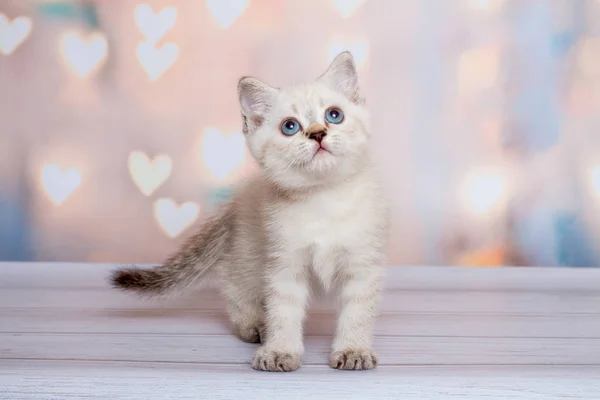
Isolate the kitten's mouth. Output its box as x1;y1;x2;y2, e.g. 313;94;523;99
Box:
313;145;331;157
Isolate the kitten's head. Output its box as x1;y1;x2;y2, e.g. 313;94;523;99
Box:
238;52;370;191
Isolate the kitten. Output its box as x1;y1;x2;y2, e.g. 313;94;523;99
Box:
111;52;389;372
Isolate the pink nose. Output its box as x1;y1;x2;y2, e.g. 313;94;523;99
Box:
306;123;327;143
309;130;326;143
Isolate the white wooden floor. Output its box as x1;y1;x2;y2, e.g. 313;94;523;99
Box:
1;263;599;399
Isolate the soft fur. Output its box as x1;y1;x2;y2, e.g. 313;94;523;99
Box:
111;52;390;372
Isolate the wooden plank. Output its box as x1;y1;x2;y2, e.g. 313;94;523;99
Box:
1;287;598;314
2;262;600;292
1;360;599;400
1;332;598;365
2;308;599;338
1;262;600;398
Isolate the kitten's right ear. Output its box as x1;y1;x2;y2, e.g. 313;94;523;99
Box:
237;77;277;133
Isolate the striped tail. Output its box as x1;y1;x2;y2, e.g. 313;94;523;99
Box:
110;204;233;297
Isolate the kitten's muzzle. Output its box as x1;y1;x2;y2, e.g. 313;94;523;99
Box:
306;123;327;144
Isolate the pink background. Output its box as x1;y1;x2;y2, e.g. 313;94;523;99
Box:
1;0;599;267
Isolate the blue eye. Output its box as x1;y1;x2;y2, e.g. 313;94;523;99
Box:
281;118;301;136
325;107;344;124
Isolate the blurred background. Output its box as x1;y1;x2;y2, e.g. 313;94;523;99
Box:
0;0;599;267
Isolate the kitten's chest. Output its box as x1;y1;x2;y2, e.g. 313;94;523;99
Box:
276;188;375;250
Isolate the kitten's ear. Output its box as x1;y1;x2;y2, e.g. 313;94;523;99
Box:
238;77;277;133
319;51;362;104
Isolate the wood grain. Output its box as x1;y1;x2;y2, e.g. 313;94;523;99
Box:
2;262;600;291
1;262;599;399
2;288;599;314
1;361;599;400
2;332;599;365
3;308;599;337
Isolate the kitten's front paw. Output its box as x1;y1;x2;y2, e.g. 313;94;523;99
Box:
330;348;378;370
251;346;301;372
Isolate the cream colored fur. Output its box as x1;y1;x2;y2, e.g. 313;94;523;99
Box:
112;52;389;372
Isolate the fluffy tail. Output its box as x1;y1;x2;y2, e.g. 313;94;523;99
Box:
110;204;234;297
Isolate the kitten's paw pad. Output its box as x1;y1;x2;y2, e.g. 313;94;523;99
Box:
251;347;301;372
235;324;264;344
330;349;377;370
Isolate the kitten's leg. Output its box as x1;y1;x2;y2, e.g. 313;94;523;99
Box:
228;297;265;343
223;281;265;343
251;258;309;372
330;264;383;370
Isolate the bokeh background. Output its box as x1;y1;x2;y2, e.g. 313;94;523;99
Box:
1;0;599;267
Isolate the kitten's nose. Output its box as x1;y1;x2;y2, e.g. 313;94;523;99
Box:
309;131;326;143
306;124;327;143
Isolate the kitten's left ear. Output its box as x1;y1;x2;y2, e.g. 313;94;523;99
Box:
319;51;362;104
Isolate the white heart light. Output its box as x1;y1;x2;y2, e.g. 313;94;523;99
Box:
328;40;368;68
40;164;82;206
136;40;179;81
154;198;199;238
332;0;367;18
60;31;108;78
201;128;246;181
128;151;172;196
206;0;249;29
134;4;177;43
0;14;32;55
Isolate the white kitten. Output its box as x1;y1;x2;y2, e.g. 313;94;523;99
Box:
112;52;390;372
